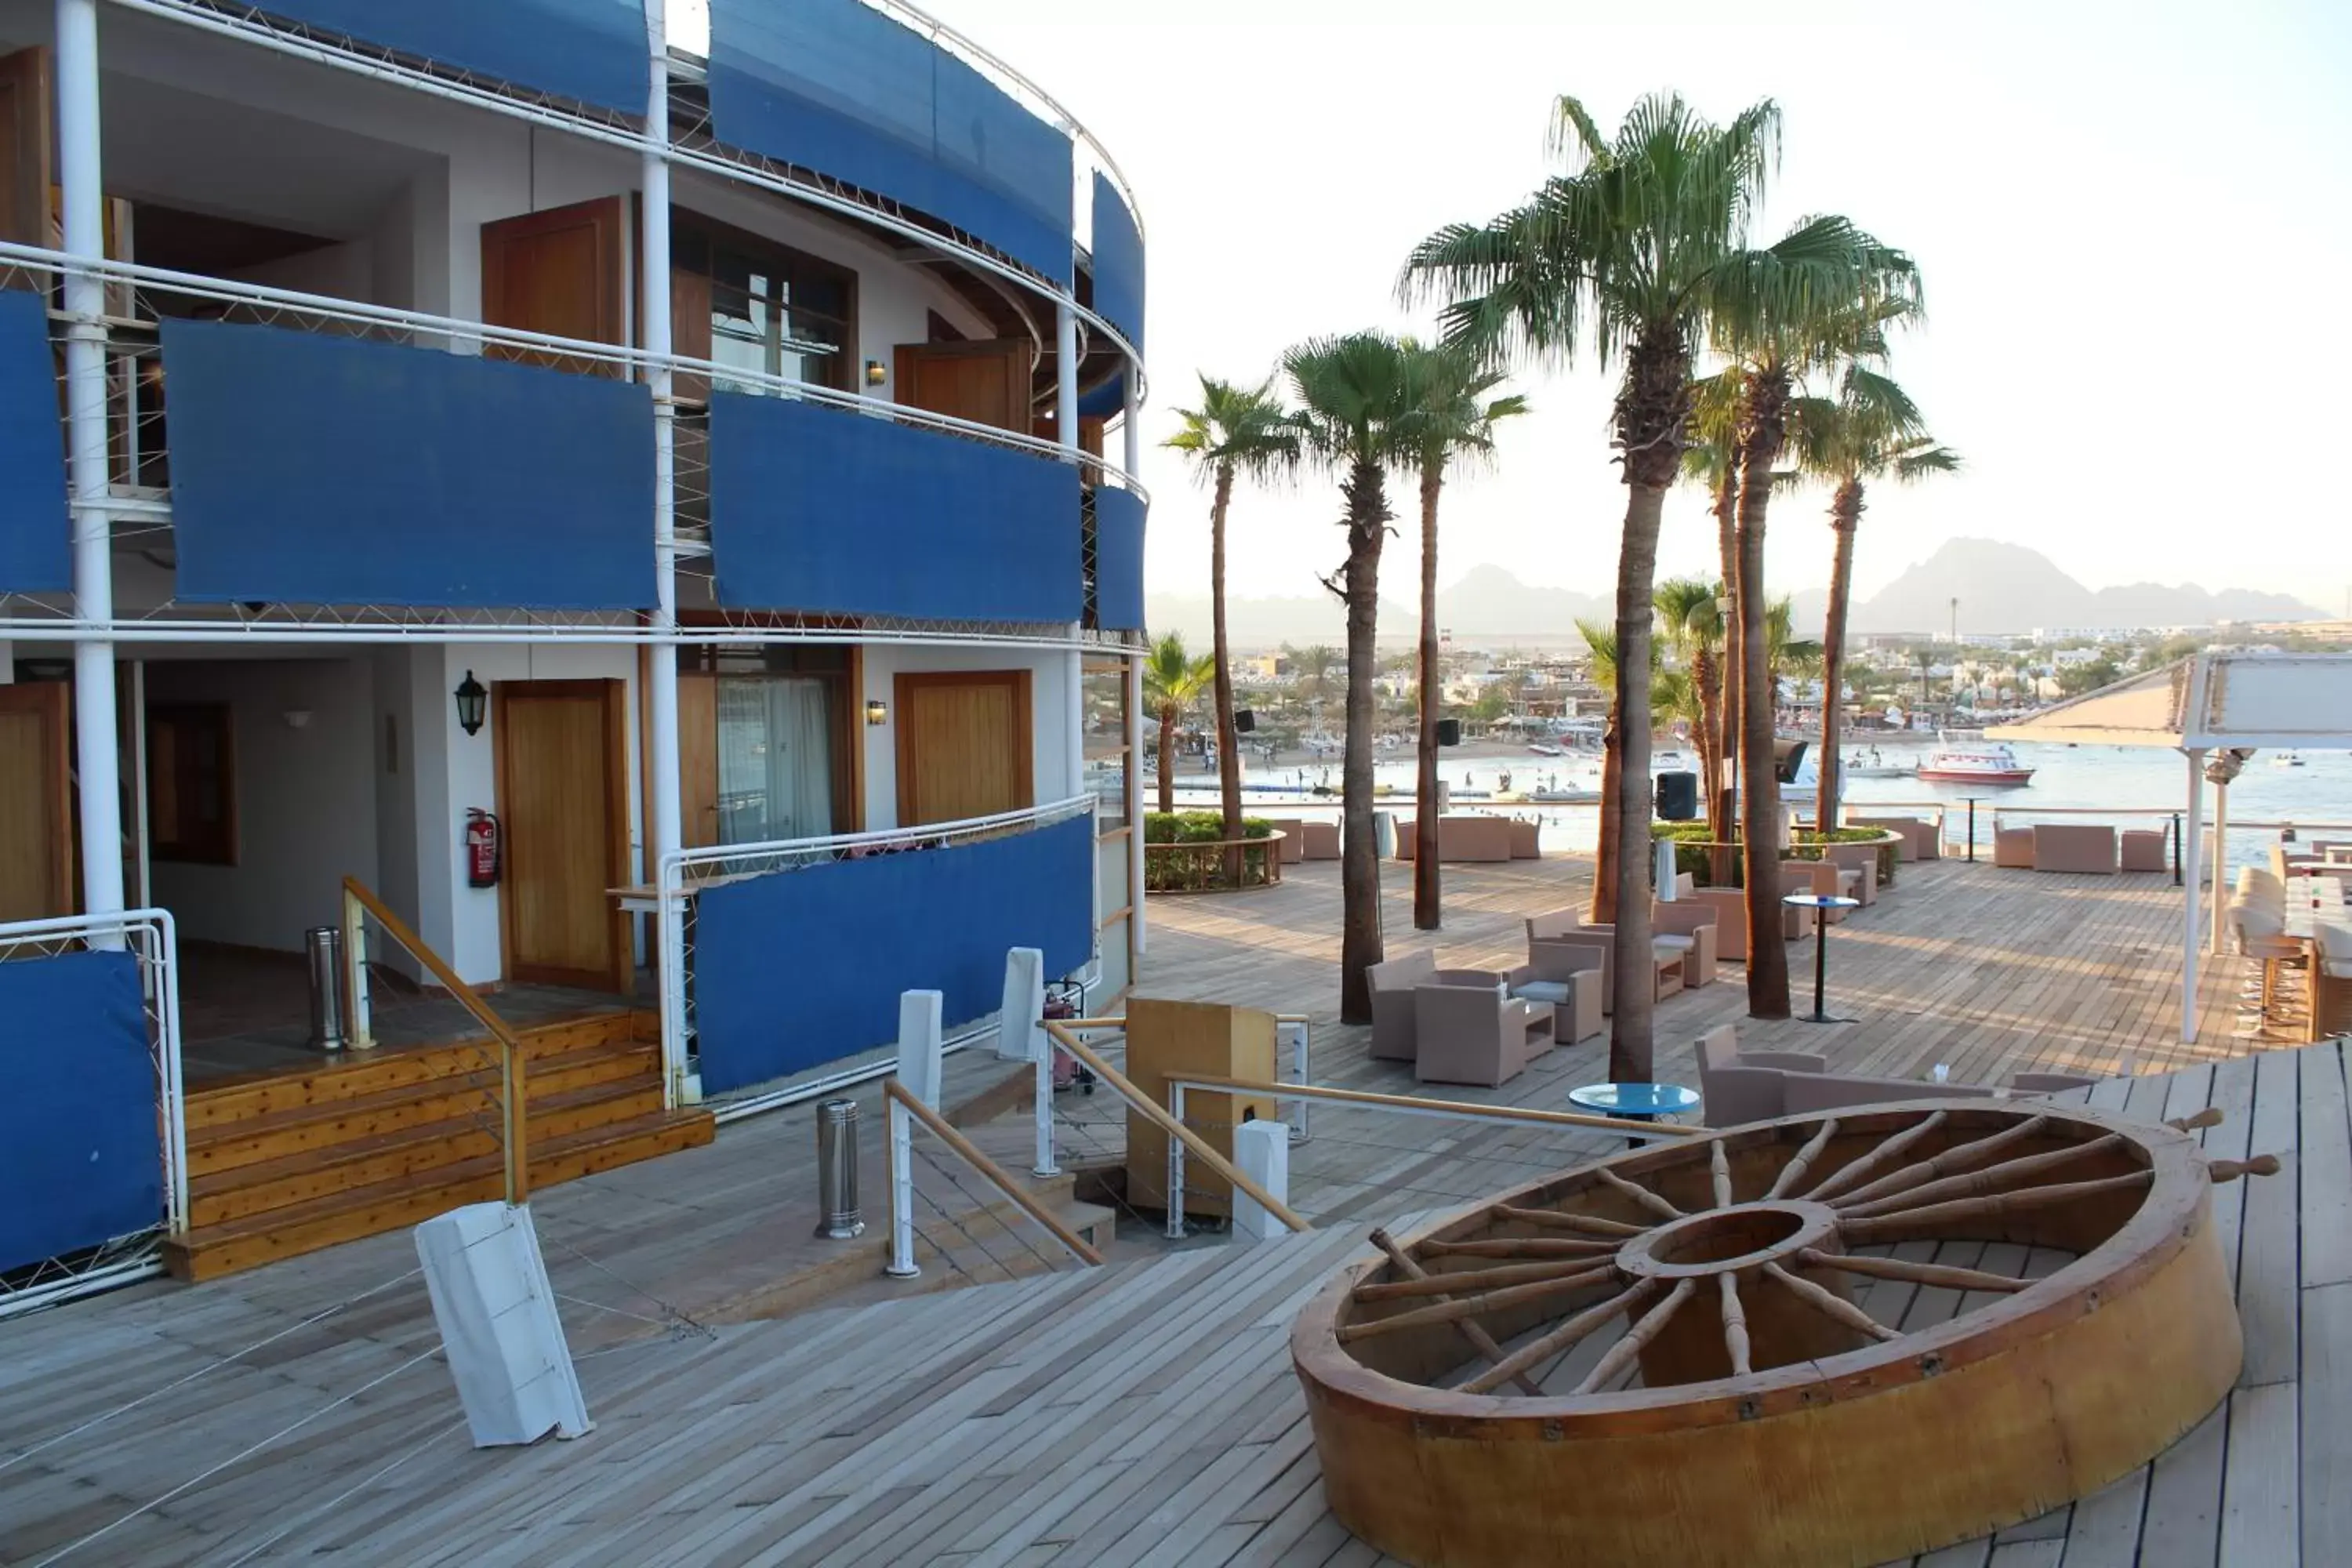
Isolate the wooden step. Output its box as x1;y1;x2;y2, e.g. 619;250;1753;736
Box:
187;1080;666;1229
185;1008;644;1128
163;1108;715;1282
186;1040;658;1178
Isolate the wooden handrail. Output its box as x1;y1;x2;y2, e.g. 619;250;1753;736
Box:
884;1080;1103;1266
1169;1075;1711;1139
1043;1020;1311;1233
342;877;529;1205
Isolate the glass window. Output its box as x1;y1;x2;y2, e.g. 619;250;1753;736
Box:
714;676;836;844
681;220;853;393
1082;658;1131;830
148;703;237;864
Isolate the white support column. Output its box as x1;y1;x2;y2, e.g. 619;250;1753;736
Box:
644;2;686;1102
1128;652;1147;955
2181;749;2206;1045
58;0;123;938
2210;778;2230;957
1057;301;1084;802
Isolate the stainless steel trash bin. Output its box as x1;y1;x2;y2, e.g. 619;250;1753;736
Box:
814;1098;866;1239
307;925;347;1052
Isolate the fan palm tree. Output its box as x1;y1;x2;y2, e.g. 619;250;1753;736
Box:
1788;368;1958;826
1403;92;1784;1079
1713;218;1920;1020
1400;339;1528;930
1291;644;1341;708
1283;331;1415;1023
1682;374;1744;844
1166;377;1298;851
1142;633;1215;816
1653;577;1725;837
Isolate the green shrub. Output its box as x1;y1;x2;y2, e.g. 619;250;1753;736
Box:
1142;812;1278;891
1642;820;1900;887
1143;811;1272;845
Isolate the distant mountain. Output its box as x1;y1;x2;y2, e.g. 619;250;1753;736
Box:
1848;539;2324;634
1143;539;2324;648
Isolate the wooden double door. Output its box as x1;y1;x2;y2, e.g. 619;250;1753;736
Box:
495;680;630;992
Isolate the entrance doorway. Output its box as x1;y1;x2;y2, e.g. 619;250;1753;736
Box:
493;678;630;991
894;670;1033;827
0;681;73;920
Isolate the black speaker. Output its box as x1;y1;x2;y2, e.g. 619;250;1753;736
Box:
1436;717;1462;747
1233;709;1256;734
1773;739;1809;784
1657;770;1699;821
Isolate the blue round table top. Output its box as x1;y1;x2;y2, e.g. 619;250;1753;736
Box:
1782;892;1863;909
1568;1081;1701;1116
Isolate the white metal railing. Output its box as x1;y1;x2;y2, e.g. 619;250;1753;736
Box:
655;796;1097;1105
0;907;185;1319
109;0;1147;383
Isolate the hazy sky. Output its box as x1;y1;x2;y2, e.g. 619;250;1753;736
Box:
739;2;2352;614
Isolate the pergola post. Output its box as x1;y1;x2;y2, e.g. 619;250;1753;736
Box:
2180;748;2206;1045
2209;775;2230;957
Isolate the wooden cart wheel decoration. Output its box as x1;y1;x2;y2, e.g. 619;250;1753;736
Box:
1290;1100;2275;1568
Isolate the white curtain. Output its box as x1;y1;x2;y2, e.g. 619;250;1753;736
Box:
717;677;833;844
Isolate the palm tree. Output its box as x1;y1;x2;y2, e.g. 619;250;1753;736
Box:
1653;577;1725;836
1291;644;1341;709
1682;375;1744;847
1713;218;1919;1020
1788;368;1958;826
1166;377;1298;854
1404;92;1784;1080
1142;633;1215;816
1399;339;1527;930
1283;331;1414;1024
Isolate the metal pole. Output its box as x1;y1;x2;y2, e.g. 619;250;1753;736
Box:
1965;798;1976;862
813;1098;866;1239
1122;369;1146;960
1813;911;1829;1020
1031;1043;1060;1178
58;0;125;943
644;1;685;1108
885;1097;918;1276
2181;750;2205;1045
1166;1082;1189;1240
1057;301;1084;815
2210;780;2230;956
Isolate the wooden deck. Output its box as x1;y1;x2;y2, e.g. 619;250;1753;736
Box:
2;855;2337;1566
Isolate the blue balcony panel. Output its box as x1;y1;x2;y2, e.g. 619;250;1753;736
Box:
1091;172;1145;354
707;0;1073;285
708;391;1082;623
1094;485;1145;632
0;950;161;1273
0;289;70;593
161;319;656;611
256;1;650;117
693;812;1095;1094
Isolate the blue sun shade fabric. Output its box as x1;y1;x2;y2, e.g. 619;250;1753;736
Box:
693;811;1094;1094
0;289;69;594
1090;172;1144;354
708;392;1081;622
161;318;656;610
706;0;1073;283
0;950;162;1273
1094;485;1145;631
256;0;649;116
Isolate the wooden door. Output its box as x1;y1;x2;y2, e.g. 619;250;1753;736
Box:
481;197;624;375
677;670;720;850
894;670;1032;827
494;679;630;990
891;339;1030;434
0;47;50;255
0;682;74;921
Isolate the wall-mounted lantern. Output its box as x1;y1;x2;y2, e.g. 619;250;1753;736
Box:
864;359;887;387
865;699;889;726
455;670;488;737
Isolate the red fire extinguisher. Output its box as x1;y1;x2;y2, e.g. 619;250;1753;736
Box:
465;808;502;889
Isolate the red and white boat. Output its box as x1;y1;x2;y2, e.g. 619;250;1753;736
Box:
1917;730;2034;786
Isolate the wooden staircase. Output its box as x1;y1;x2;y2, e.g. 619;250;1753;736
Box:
165;1008;713;1282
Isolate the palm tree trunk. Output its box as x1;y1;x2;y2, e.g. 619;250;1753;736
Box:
1589;709;1620;926
1609;480;1664;1080
1735;370;1792;1019
1338;459;1391;1025
1210;462;1246;881
1691;644;1721;840
1414;459;1444;930
1817;479;1864;831
1157;705;1178;817
1711;464;1740;854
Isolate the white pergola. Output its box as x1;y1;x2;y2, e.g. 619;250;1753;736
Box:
1988;653;2352;1043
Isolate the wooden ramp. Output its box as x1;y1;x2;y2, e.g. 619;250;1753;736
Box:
165;1007;713;1281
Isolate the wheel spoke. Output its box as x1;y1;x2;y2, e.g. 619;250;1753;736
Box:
1761;1262;1900;1342
1797;1247;2030;1294
1355;1256;1620;1303
1597;1167;1684;1222
1459;1280;1659;1396
1573;1277;1698;1395
1710;1141;1734;1209
1337;1262;1619;1345
1804;1112;1950;1203
1766;1117;1841;1200
1836;1134;2123;1221
1838;1169;2153;1242
1719;1272;1752;1376
1421;1238;1622;1261
1831;1116;2051;1209
1367;1227;1542;1395
1493;1204;1646;1239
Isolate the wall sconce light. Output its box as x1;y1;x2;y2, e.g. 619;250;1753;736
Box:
865;699;889;726
454;670;488;737
281;709;313;731
864;359;887;387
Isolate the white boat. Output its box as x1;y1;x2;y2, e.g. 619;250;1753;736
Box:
2274;751;2307;768
1527;742;1564;757
1844;748;1914;779
1917;730;2034;787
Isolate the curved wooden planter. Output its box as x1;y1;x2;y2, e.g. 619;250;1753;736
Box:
1291;1100;2242;1567
1142;832;1284;894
